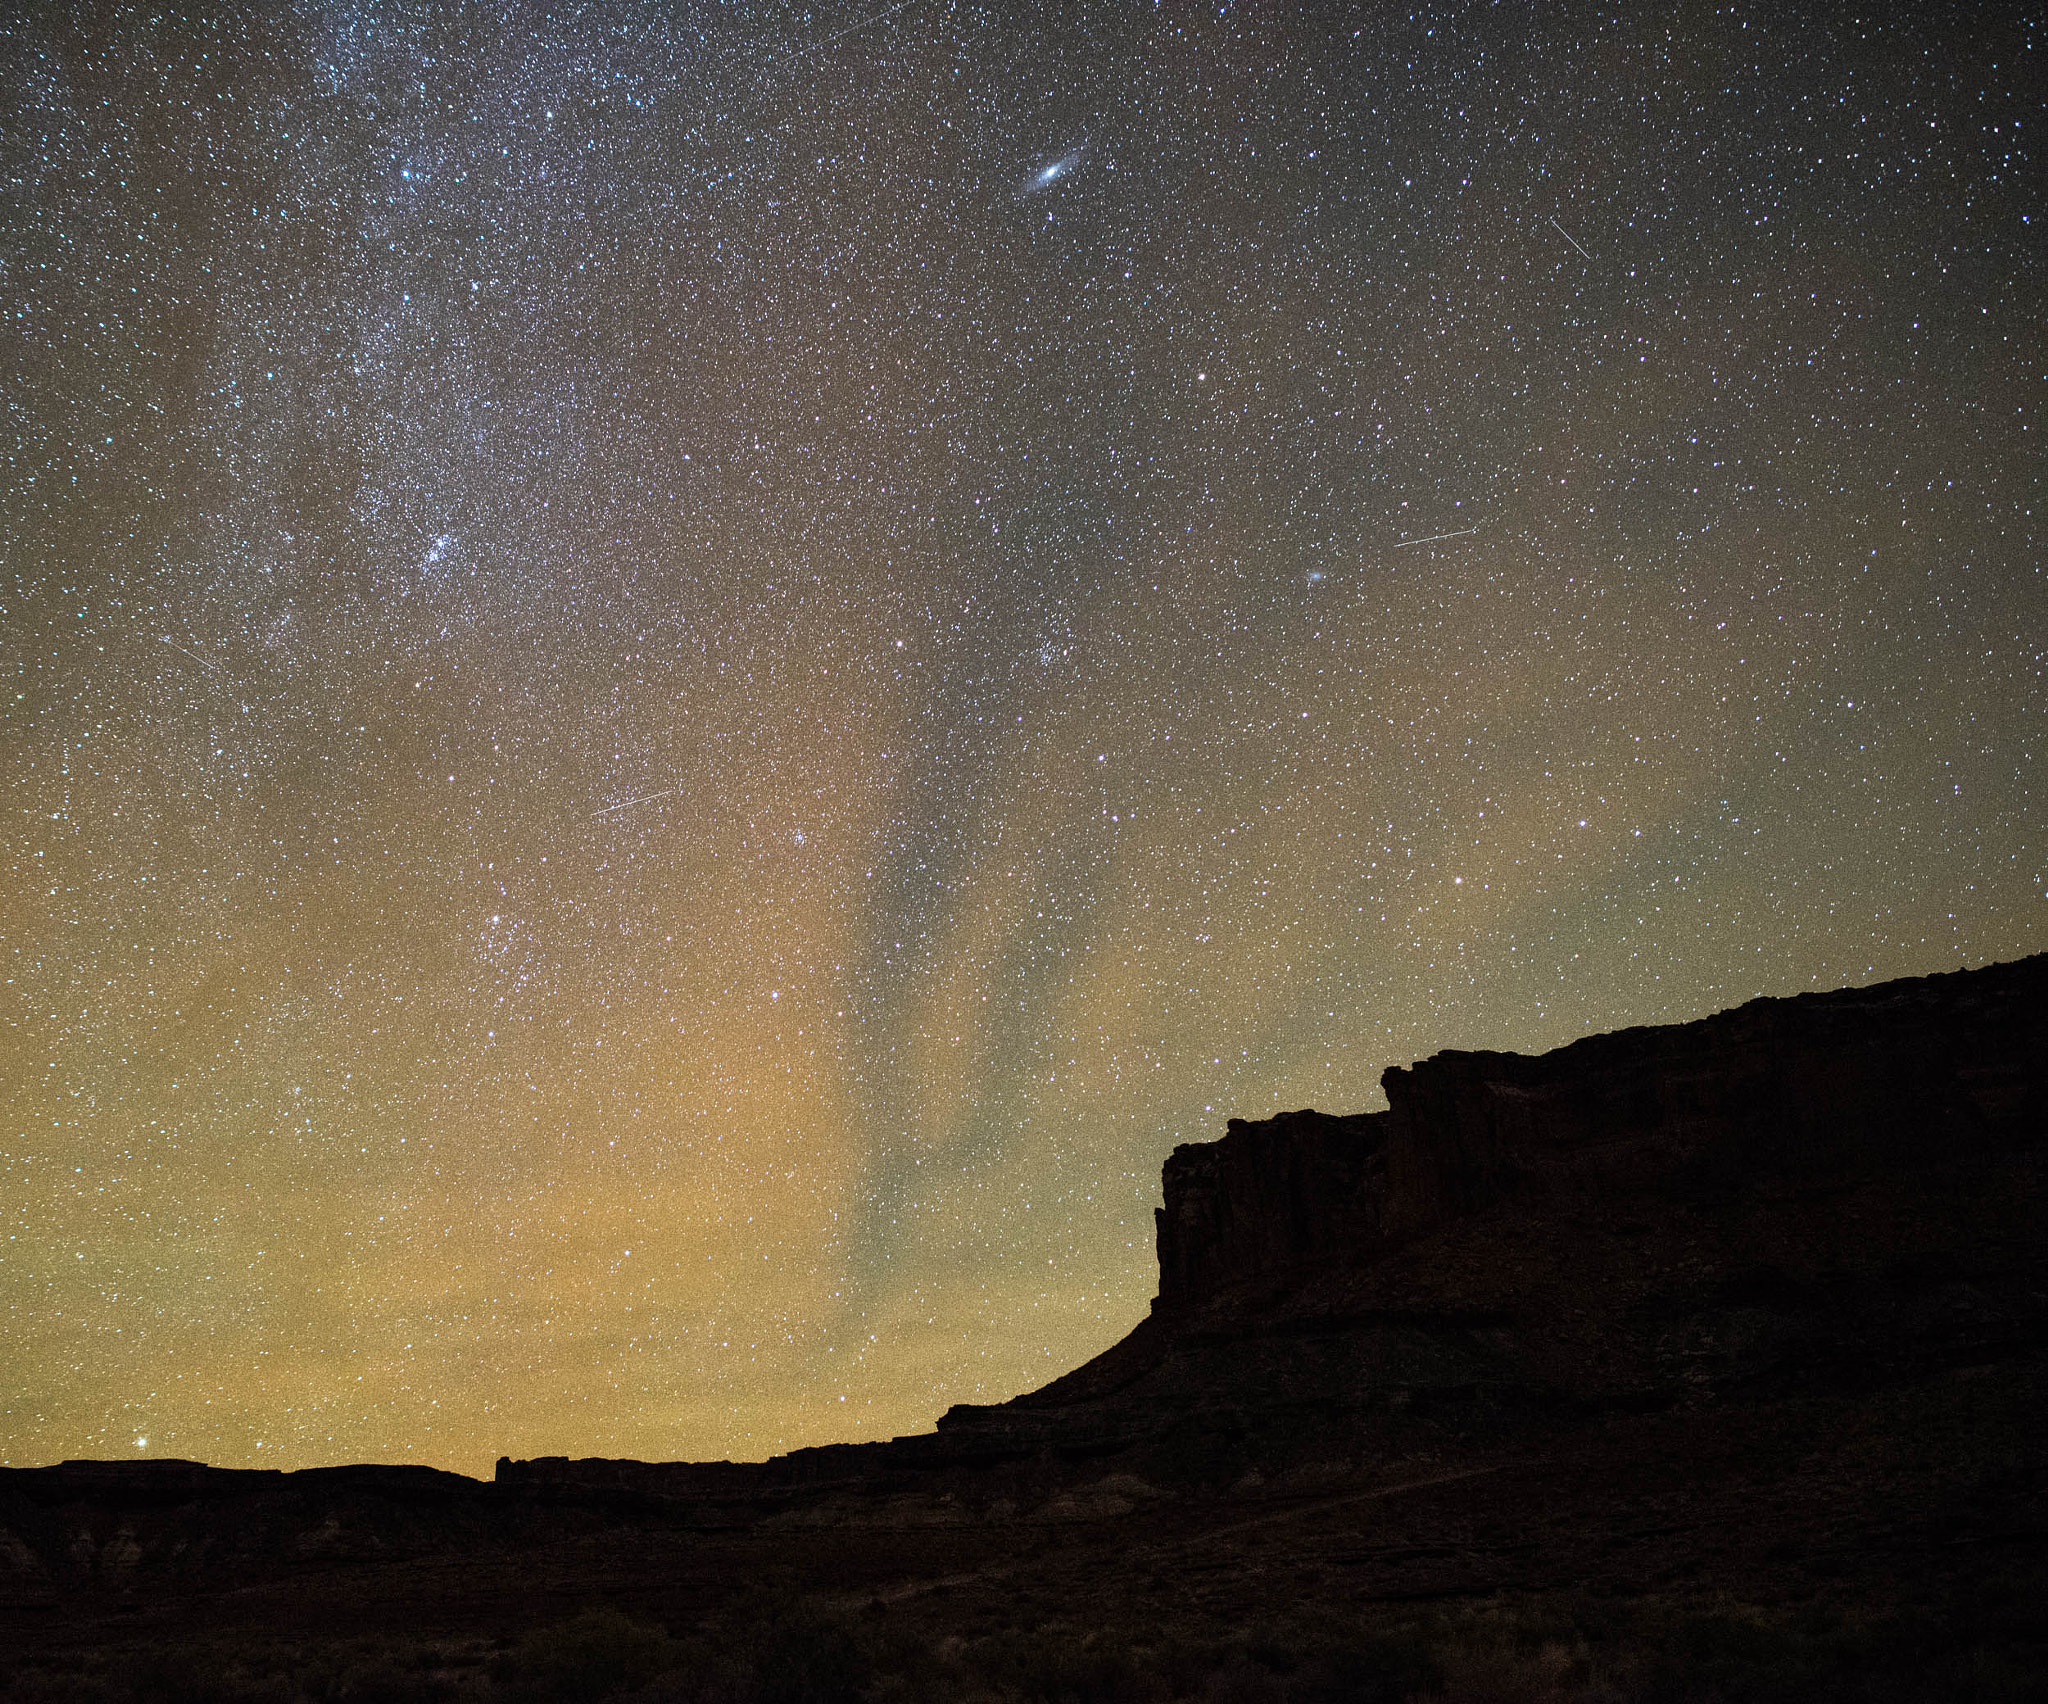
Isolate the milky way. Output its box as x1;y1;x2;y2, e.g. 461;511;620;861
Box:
4;5;2041;1473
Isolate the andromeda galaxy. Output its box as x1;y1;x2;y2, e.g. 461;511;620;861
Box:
1019;143;1087;196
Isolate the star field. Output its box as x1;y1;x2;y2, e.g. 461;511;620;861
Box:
3;3;2041;1474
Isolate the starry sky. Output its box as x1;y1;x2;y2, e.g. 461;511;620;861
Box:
3;2;2041;1476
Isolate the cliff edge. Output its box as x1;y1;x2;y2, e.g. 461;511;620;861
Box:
925;952;2047;1477
1153;951;2046;1312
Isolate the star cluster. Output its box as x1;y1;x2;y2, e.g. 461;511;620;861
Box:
3;4;2040;1473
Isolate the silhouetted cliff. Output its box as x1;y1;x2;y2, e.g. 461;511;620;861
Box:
1149;953;2048;1312
1153;1109;1386;1305
8;953;2045;1611
924;952;2048;1485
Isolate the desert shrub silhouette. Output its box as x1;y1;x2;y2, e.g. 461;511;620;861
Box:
970;1626;1157;1703
736;1605;866;1704
494;1608;678;1701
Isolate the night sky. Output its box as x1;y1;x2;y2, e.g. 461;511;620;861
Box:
4;3;2040;1475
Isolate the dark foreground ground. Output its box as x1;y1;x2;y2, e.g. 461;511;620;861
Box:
6;1357;2046;1702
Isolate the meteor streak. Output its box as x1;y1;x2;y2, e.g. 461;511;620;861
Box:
1395;524;1482;549
777;0;917;62
1550;216;1592;259
158;635;225;673
591;787;679;818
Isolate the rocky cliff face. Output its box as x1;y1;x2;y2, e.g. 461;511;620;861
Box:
1149;954;2048;1313
1152;1109;1387;1305
926;951;2048;1484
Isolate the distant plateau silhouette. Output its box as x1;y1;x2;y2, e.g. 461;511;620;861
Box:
6;953;2045;1699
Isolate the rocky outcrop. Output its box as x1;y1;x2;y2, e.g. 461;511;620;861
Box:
921;952;2048;1481
1153;1109;1386;1305
1151;953;2048;1311
492;953;2048;1499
